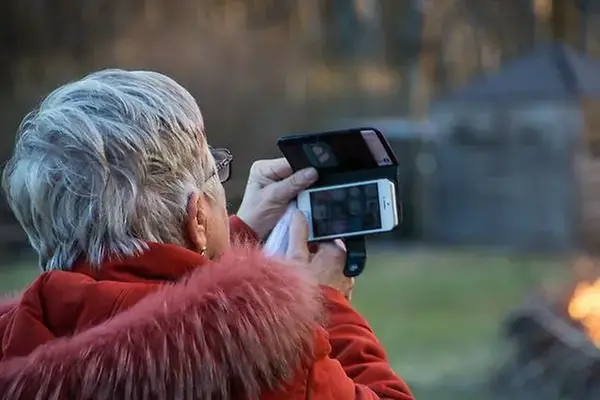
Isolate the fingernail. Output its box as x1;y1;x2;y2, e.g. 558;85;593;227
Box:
334;239;347;252
302;168;318;181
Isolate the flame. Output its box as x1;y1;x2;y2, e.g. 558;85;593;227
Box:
568;278;600;346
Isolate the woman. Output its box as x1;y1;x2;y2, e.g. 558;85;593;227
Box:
0;69;413;399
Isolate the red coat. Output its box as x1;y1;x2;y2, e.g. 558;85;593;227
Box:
0;216;413;399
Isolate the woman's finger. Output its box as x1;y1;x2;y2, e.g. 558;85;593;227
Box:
286;211;310;263
312;241;346;270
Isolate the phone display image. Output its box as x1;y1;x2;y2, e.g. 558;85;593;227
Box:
310;184;381;237
297;179;398;241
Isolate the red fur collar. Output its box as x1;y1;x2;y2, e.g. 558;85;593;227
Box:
73;242;210;283
0;245;326;399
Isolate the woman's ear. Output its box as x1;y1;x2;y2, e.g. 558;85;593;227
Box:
186;192;208;254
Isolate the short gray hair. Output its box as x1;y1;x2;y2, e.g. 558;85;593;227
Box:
3;69;219;271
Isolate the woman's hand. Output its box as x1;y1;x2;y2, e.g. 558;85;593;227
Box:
286;211;355;300
236;158;318;238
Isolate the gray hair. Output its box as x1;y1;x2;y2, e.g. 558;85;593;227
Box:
3;69;219;271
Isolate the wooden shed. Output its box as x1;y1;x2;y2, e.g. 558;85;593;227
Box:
423;43;600;252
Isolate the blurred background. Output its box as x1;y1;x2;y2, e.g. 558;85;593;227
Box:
2;0;600;398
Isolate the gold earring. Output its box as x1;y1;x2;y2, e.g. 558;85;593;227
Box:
199;246;207;256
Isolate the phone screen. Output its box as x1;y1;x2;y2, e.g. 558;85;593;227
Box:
309;182;381;238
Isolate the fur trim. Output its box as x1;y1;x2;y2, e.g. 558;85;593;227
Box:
0;246;324;399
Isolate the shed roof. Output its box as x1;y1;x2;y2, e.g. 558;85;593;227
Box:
435;42;600;104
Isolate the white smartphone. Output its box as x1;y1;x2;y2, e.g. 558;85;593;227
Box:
296;178;399;241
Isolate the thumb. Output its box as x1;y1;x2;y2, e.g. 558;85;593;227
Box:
268;167;318;204
286;211;310;263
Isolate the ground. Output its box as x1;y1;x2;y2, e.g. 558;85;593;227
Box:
0;245;568;399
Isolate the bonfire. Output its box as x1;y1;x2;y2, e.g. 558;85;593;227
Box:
490;260;600;400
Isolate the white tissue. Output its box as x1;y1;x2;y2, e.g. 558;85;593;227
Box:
263;201;297;258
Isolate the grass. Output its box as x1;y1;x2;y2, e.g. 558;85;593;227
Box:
353;245;568;398
0;246;569;399
0;260;38;295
